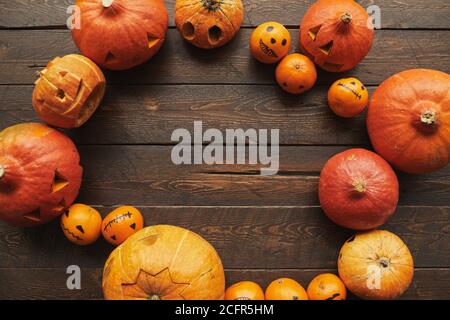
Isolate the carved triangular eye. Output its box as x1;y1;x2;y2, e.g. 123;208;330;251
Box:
319;41;333;55
308;25;322;41
24;210;41;222
51;171;69;193
147;34;160;49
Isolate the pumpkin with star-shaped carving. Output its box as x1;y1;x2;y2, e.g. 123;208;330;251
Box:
102;225;225;300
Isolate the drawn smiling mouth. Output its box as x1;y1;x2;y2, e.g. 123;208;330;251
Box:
259;39;278;58
338;83;362;100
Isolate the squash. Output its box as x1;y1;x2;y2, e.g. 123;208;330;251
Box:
175;0;244;49
102;225;225;300
102;206;144;246
61;204;102;246
32;54;106;128
328;77;368;118
225;281;265;300
265;278;308;300
71;0;168;70
275;53;317;94
319;148;399;230
338;230;414;300
299;0;374;72
367;69;450;174
0;123;82;227
250;21;291;64
307;273;346;300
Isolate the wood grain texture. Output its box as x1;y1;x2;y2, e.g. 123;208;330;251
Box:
1;267;449;300
0;29;449;85
1;0;449;29
1;206;449;269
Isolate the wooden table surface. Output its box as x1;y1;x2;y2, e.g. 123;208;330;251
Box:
1;0;450;300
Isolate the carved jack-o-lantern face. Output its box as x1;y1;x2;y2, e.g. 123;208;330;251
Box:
32;54;106;128
328;77;368;117
102;206;144;246
250;22;291;64
61;204;102;246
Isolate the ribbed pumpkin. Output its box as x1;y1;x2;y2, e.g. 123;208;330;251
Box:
175;0;244;49
299;0;374;72
367;69;450;174
71;0;168;70
0;123;82;227
32;54;106;128
102;225;225;300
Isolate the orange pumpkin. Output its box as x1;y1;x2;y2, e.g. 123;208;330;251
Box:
307;273;346;300
32;54;106;128
175;0;244;49
225;281;265;300
102;206;144;246
265;278;308;300
60;204;102;245
338;230;414;300
0;123;82;227
276;53;317;94
72;0;168;70
299;0;374;72
328;77;368;118
102;225;225;300
250;22;291;64
367;69;450;174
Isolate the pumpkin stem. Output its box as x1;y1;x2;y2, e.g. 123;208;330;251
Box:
378;257;390;268
148;294;161;300
352;180;366;193
341;13;352;24
203;0;221;11
102;0;114;8
0;165;4;179
420;110;437;125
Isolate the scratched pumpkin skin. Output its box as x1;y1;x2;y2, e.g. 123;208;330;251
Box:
102;206;144;245
328;77;369;118
250;21;291;64
61;203;102;245
102;225;225;300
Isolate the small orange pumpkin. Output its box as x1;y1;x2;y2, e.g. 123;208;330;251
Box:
265;278;308;300
175;0;244;49
60;203;102;245
307;273;347;300
101;206;144;245
32;54;106;128
328;77;368;118
276;53;317;94
250;22;291;64
225;281;265;300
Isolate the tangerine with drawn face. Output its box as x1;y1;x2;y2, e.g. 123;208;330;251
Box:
60;204;102;246
225;281;265;300
250;22;291;64
328;78;369;117
265;278;309;300
276;53;317;94
102;206;144;246
307;273;347;300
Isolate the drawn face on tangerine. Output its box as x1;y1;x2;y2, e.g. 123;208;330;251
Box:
327;77;369;118
60;203;102;246
250;21;291;64
306;273;347;300
101;206;144;246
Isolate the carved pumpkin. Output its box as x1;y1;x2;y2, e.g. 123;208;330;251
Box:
328;77;368;118
299;0;374;72
103;225;225;300
0;123;82;227
265;278;308;300
32;54;106;128
250;22;291;64
175;0;244;49
367;69;450;174
102;206;144;246
307;273;346;300
61;203;102;245
72;0;168;70
338;230;414;300
319;148;399;230
225;281;265;300
275;53;317;94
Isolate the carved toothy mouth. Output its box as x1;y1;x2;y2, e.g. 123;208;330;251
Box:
338;83;362;100
259;39;278;58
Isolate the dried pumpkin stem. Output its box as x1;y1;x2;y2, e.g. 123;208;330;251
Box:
149;294;161;300
341;13;352;23
352;180;366;193
102;0;114;8
0;165;4;179
420;110;437;125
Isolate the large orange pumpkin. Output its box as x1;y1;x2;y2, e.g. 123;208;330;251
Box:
72;0;168;70
175;0;244;49
102;225;225;300
0;123;82;227
367;69;450;174
319;148;399;230
32;54;106;128
299;0;374;72
338;230;414;300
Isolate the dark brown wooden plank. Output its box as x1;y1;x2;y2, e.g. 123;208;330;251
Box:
0;84;370;145
0;29;449;85
1;0;449;29
0;267;448;300
1;206;449;269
